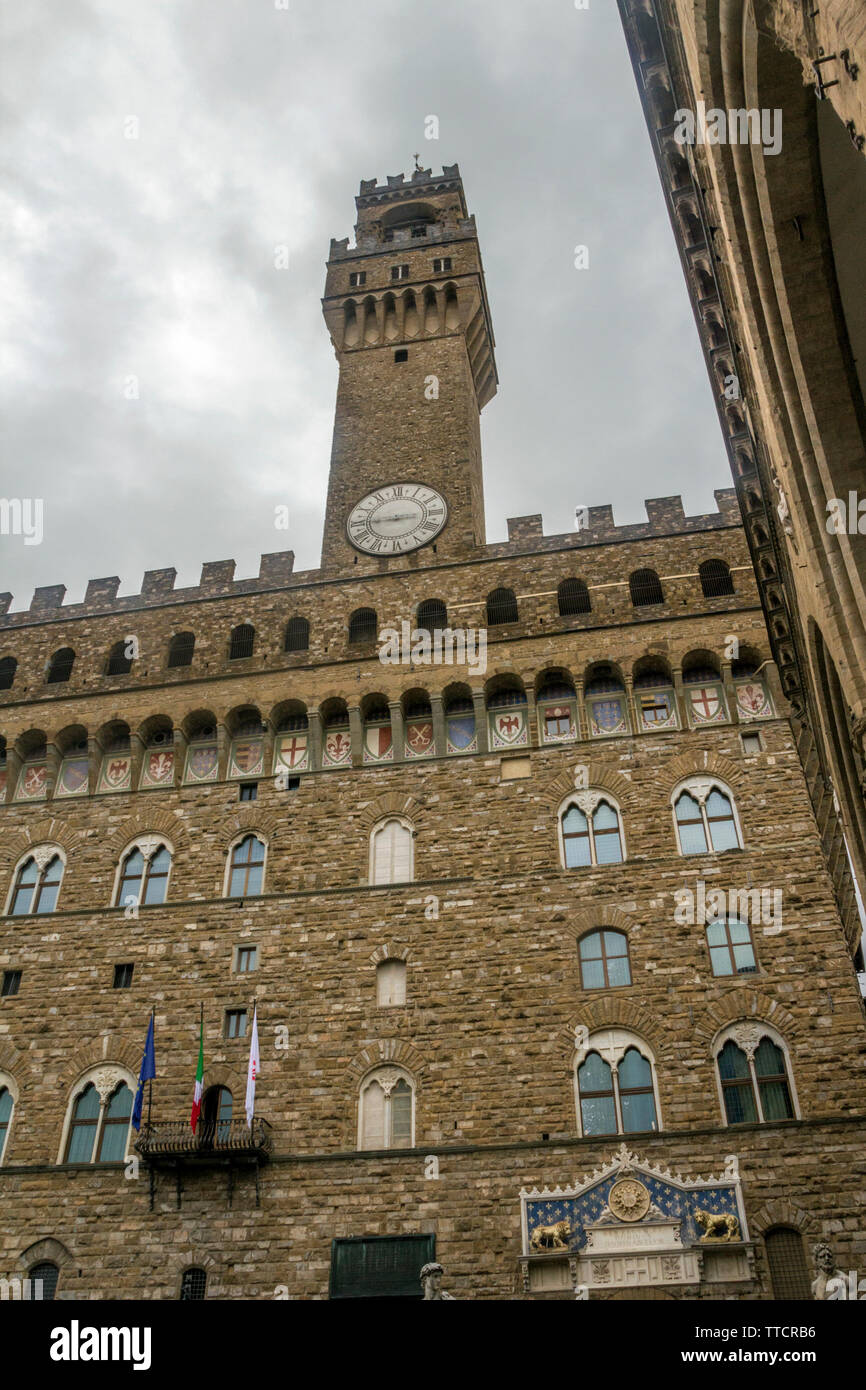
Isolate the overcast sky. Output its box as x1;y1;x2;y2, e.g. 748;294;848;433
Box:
1;0;729;611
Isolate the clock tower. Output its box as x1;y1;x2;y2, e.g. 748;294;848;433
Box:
320;164;498;573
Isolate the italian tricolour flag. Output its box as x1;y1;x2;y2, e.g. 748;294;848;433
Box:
190;1015;204;1133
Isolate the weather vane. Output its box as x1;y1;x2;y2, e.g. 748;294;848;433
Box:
413;151;421;171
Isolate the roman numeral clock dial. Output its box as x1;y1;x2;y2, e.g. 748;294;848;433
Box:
346;483;448;555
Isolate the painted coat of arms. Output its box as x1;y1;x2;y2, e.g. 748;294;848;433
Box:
184;745;218;783
17;763;47;800
273;732;308;772
57;757;89;797
140;750;174;788
446;715;476;754
490;710;527;749
405;721;433;757
589;699;627;736
363;725;393;763
688;686;727;725
98;755;131;792
736;682;770;720
229;739;264;778
323;730;351;767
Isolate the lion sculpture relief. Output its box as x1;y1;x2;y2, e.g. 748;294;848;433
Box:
694;1209;740;1241
530;1220;571;1252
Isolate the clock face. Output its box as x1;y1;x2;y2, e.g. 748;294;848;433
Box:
346;483;448;555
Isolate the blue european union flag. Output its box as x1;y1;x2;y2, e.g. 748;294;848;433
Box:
131;1014;156;1131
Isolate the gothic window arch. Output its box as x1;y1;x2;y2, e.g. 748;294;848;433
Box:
46;647;75;684
7;847;66;916
225;833;267;898
358;1066;415;1150
574;1028;660;1138
672;777;742;855
60;1067;135;1164
577;930;632;990
369;817;414;885
0;1073;17;1162
559;793;625;867
113;837;173;908
713;1024;797;1126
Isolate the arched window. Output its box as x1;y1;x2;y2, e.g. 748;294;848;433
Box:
715;1027;795;1125
229;624;255;660
28;1262;59;1301
202;1086;233;1145
0;657;17;690
377;959;407;1006
116;843;172;907
699;559;735;598
585;673;629;737
167;632;195;668
0;1085;14;1161
575;1030;658;1137
706;917;757;976
106;640;133;676
64;1078;133;1162
46;647;75;684
370;818;414;885
557;578;591;617
348;608;377;644
180;1267;208;1301
284;617;310;652
416;599;447;633
578;930;632;989
629;569;664;606
359;1067;414;1150
673;780;741;855
9;853;64;915
486;588;518;625
560;797;624;867
227;835;266;898
765;1228;811;1301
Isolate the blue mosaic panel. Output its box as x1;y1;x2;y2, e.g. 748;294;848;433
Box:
526;1172;740;1253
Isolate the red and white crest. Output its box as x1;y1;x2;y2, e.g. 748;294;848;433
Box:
325;731;351;764
495;711;525;745
275;733;308;770
146;751;174;783
689;687;722;723
364;725;393;760
736;683;768;717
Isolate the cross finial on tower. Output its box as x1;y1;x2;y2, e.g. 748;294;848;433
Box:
413;152;421;171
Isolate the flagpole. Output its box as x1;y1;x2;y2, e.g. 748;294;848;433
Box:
146;1006;154;1129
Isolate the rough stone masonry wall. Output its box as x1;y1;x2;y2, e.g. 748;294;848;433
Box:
1;512;864;1298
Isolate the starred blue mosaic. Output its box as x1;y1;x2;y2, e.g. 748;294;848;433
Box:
525;1165;740;1253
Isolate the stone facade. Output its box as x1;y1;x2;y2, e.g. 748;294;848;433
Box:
0;164;864;1301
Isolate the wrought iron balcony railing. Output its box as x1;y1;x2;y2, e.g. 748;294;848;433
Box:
135;1117;273;1161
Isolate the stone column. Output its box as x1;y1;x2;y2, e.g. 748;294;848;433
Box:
524;689;538;748
671;668;689;729
261;720;275;780
216;722;230;781
389;701;406;763
574;678;586;742
721;661;740;724
623;675;638;736
172;727;188;787
430;694;447;757
307;709;323;772
87;736;102;795
472;690;489;754
45;741;61;800
129;731;146;790
348;705;364;768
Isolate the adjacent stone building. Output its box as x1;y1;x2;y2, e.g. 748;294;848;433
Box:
0;163;863;1301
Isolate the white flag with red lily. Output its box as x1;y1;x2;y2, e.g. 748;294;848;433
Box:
245;1005;260;1128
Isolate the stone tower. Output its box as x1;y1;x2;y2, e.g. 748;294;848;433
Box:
320;164;497;573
